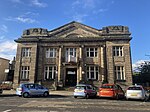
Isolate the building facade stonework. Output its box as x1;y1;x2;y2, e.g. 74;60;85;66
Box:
13;21;133;89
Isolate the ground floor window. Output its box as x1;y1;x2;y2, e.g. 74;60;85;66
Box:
115;66;125;81
86;66;99;80
21;66;30;80
44;65;56;80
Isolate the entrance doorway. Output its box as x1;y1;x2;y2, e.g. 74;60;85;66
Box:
65;68;77;86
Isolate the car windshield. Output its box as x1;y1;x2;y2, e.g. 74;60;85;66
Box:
76;86;86;90
128;87;142;90
101;85;114;89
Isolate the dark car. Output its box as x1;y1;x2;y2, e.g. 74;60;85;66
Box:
0;88;2;94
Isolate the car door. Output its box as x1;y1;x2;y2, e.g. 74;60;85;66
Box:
116;85;124;96
37;85;45;95
87;86;95;96
28;84;37;95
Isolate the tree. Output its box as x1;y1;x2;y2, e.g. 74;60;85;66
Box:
132;61;150;85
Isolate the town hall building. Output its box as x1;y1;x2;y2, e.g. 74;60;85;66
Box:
13;21;133;89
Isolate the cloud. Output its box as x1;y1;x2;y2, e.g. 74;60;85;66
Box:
69;0;113;22
0;40;17;60
0;25;8;33
73;13;88;22
31;0;47;8
5;16;38;24
0;35;5;40
132;60;150;72
11;0;22;3
72;0;97;9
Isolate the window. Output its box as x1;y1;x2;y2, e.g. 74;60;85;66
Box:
46;48;57;58
113;46;123;56
115;66;125;80
66;48;76;62
86;48;97;57
21;66;30;80
22;48;31;57
44;66;56;80
86;66;99;80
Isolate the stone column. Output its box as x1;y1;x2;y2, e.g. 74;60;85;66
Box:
101;46;105;81
58;47;62;82
79;47;82;81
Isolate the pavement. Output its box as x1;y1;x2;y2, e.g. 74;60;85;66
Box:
2;89;73;96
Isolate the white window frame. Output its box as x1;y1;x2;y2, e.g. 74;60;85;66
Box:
21;66;30;79
44;66;56;80
22;48;31;57
115;66;125;80
113;46;123;56
86;66;99;80
66;48;76;62
86;48;98;57
46;48;57;58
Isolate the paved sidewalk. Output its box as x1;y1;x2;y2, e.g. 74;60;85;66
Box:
2;89;73;96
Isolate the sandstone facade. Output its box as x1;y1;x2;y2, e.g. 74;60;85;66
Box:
13;21;133;89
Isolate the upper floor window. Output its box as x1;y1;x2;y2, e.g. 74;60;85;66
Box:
22;48;31;57
44;66;56;80
46;48;57;58
66;48;76;62
86;48;98;57
21;66;30;80
86;66;99;80
114;66;125;81
113;46;123;56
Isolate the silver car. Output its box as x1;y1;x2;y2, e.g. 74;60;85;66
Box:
16;83;49;98
126;85;149;101
74;84;97;99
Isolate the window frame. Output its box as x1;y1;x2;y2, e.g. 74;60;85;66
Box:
44;65;56;80
113;46;123;57
22;48;31;57
20;66;30;80
114;66;125;81
86;65;99;80
86;48;98;57
46;48;57;58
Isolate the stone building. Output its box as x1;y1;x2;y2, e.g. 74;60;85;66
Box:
0;58;10;82
13;21;133;89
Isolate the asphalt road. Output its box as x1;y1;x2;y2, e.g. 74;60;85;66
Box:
0;90;150;112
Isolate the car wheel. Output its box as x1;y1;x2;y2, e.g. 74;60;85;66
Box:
74;96;77;98
85;94;89;99
116;94;119;100
43;92;49;97
23;92;29;98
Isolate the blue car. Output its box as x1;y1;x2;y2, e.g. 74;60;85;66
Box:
73;84;97;99
16;83;49;98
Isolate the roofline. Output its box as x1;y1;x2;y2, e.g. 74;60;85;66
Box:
0;57;10;61
49;21;99;33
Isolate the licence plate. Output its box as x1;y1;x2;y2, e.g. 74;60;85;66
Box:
131;93;137;96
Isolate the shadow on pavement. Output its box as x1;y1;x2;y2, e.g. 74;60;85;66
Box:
0;94;16;97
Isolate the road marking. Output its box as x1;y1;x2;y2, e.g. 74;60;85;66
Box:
3;109;11;112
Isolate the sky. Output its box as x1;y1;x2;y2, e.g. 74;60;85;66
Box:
0;0;150;68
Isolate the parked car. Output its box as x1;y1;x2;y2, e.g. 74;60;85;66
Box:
16;83;49;98
125;85;149;101
98;84;125;99
0;88;3;94
73;84;97;99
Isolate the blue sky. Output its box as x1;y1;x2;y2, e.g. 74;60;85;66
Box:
0;0;150;66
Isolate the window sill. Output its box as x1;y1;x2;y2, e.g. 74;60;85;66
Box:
116;80;126;82
20;79;29;81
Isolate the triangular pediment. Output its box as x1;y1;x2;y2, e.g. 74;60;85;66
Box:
49;21;100;38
